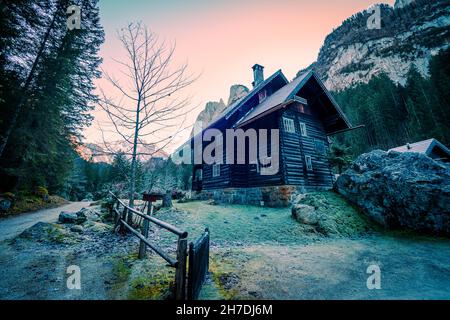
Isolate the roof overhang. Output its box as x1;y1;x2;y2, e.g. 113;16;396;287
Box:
235;97;307;128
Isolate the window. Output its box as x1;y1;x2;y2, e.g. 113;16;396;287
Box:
305;155;313;171
299;122;307;137
283;117;295;133
258;90;267;103
314;139;326;155
212;164;220;177
195;169;203;181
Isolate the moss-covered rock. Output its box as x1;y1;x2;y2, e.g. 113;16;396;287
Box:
291;191;375;237
17;222;80;244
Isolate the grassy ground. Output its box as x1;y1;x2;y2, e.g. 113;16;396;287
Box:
136;192;450;300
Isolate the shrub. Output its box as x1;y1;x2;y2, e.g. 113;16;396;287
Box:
35;186;49;198
2;192;15;200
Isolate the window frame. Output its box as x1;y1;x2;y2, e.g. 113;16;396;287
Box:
283;117;295;133
258;90;267;103
299;121;308;137
305;155;313;171
212;164;221;177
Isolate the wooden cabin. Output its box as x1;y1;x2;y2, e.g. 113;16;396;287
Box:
187;65;353;202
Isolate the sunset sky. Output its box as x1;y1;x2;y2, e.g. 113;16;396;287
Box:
85;0;395;153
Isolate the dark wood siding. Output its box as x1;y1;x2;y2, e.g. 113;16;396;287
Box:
280;103;333;188
202;144;232;189
280;109;305;186
230;113;284;188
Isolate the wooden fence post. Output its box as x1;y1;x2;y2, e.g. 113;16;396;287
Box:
175;237;188;300
113;202;121;233
138;218;150;259
120;207;128;233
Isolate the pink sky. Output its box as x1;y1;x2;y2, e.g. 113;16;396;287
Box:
85;0;395;154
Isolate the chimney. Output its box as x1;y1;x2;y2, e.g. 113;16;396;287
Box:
252;64;264;87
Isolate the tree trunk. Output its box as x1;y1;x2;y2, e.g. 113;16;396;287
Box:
128;99;141;224
162;190;172;208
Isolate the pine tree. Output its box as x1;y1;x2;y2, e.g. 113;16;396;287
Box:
0;0;104;194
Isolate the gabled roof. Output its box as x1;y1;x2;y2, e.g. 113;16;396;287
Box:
235;71;312;128
235;70;352;131
189;69;288;143
389;138;450;156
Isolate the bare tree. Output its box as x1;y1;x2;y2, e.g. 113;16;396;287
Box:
98;22;196;211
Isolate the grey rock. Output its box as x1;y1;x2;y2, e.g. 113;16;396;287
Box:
70;225;84;234
336;150;450;235
58;211;87;224
291;204;319;225
0;198;12;212
77;208;101;222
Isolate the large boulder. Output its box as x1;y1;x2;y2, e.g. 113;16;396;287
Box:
336;150;450;235
77;207;101;222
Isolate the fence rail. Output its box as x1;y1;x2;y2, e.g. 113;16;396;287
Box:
109;191;188;299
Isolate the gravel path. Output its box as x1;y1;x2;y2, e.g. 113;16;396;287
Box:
0;202;90;241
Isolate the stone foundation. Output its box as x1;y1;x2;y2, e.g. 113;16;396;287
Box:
192;185;328;207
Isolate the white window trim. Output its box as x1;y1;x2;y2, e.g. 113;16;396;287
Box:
212;164;221;177
299;122;308;137
305;155;313;171
258;90;267;103
283;117;295;133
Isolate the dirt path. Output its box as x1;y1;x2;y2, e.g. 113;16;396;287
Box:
206;235;450;300
170;201;450;300
0;202;90;241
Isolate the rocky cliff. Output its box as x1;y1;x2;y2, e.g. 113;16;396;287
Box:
191;84;249;135
304;0;450;91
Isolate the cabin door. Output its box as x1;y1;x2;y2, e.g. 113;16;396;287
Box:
192;167;203;191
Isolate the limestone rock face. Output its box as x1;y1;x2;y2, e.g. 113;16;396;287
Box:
227;84;249;106
394;0;415;9
336;150;450;235
301;0;449;91
191;84;249;136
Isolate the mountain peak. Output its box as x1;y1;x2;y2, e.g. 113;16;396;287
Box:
308;0;449;91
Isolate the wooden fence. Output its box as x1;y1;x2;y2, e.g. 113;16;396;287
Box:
108;192;209;300
188;228;210;300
